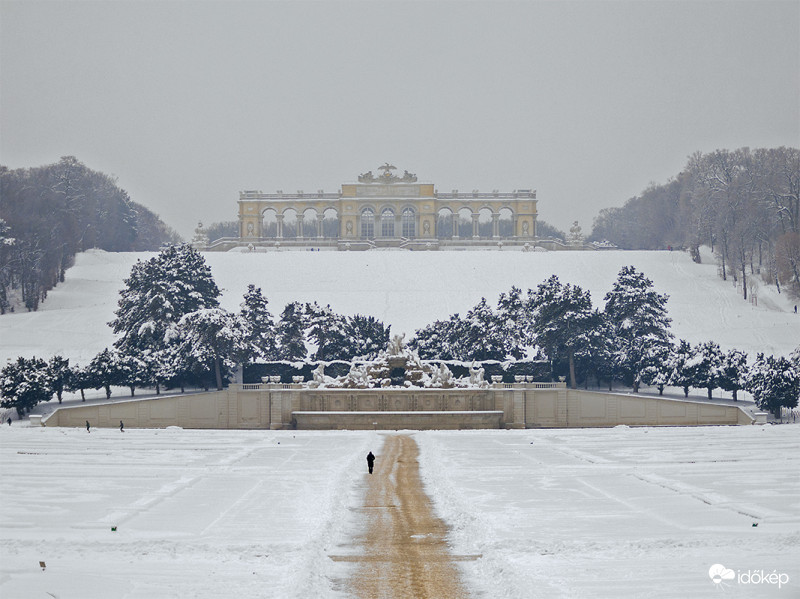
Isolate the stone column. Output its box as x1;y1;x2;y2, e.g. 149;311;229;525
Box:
472;213;480;239
492;213;500;238
276;214;284;238
316;217;322;238
452;215;459;239
296;214;304;239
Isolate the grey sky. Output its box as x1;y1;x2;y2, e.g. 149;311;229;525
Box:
1;0;798;239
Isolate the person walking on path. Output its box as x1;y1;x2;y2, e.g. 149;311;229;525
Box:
366;451;375;474
86;420;90;433
120;420;124;432
6;417;11;426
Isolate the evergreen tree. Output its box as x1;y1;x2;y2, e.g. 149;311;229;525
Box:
530;275;600;388
462;297;507;361
173;308;242;390
639;343;673;395
667;340;695;397
238;284;277;362
747;354;800;418
47;355;71;403
276;302;307;361
304;302;349;361
65;363;92;401
0;356;52;417
115;353;148;396
110;244;220;358
604;266;672;392
718;348;748;401
495;286;532;359
411;318;456;360
346;314;390;360
691;341;724;399
86;348;123;399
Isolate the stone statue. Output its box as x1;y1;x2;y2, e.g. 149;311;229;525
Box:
401;170;417;182
312;364;325;383
358;171;375;183
346;221;353;235
469;361;485;386
423;220;430;235
522;221;529;235
388;333;406;356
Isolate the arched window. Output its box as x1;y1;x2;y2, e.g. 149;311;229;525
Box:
402;208;415;238
361;208;375;239
381;208;395;237
322;208;339;238
436;208;453;239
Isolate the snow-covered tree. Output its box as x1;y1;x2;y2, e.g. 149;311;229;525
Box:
346;314;390;360
47;355;71;403
65;363;92;401
0;356;52;417
305;302;350;361
639;343;673;395
462;297;508;361
411;316;461;360
173;308;242;390
530;275;600;388
276;301;307;361
747;353;799;418
690;341;725;399
238;284;277;362
604;266;673;392
718;348;748;401
110;244;220;357
667;339;694;397
115;352;148;396
495;286;532;359
86;348;123;399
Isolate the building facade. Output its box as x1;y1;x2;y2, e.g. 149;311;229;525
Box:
232;164;538;251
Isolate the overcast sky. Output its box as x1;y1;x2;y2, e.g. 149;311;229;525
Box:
1;1;798;239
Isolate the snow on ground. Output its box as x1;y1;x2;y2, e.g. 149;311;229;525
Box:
1;426;797;598
417;427;800;598
1;248;798;366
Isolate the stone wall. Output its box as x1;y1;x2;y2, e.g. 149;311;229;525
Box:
41;384;753;430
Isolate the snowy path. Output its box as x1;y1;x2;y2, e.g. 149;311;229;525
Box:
330;434;470;598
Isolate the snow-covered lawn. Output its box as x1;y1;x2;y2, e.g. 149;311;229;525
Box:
1;248;798;367
1;425;797;598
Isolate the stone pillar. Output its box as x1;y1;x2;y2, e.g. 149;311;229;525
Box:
296;214;304;239
452;215;459;239
276;214;284;238
492;213;500;238
472;213;480;239
316;217;322;238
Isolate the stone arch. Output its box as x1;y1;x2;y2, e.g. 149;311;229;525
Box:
301;208;319;238
477;207;493;238
322;207;339;238
281;207;297;238
380;207;395;237
498;207;514;238
261;208;278;238
437;207;454;239
457;207;473;239
360;206;375;239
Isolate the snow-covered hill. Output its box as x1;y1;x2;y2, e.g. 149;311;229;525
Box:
1;248;798;366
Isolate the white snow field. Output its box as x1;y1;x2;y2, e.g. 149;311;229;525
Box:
0;247;798;367
0;426;797;598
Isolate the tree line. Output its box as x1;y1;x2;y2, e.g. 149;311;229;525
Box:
0;156;181;313
589;147;800;298
1;245;797;418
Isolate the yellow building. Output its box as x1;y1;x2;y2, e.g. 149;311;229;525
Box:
232;164;538;251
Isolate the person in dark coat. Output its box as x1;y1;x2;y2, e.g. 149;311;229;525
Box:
120;420;124;432
366;451;375;474
6;417;11;426
86;420;90;433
